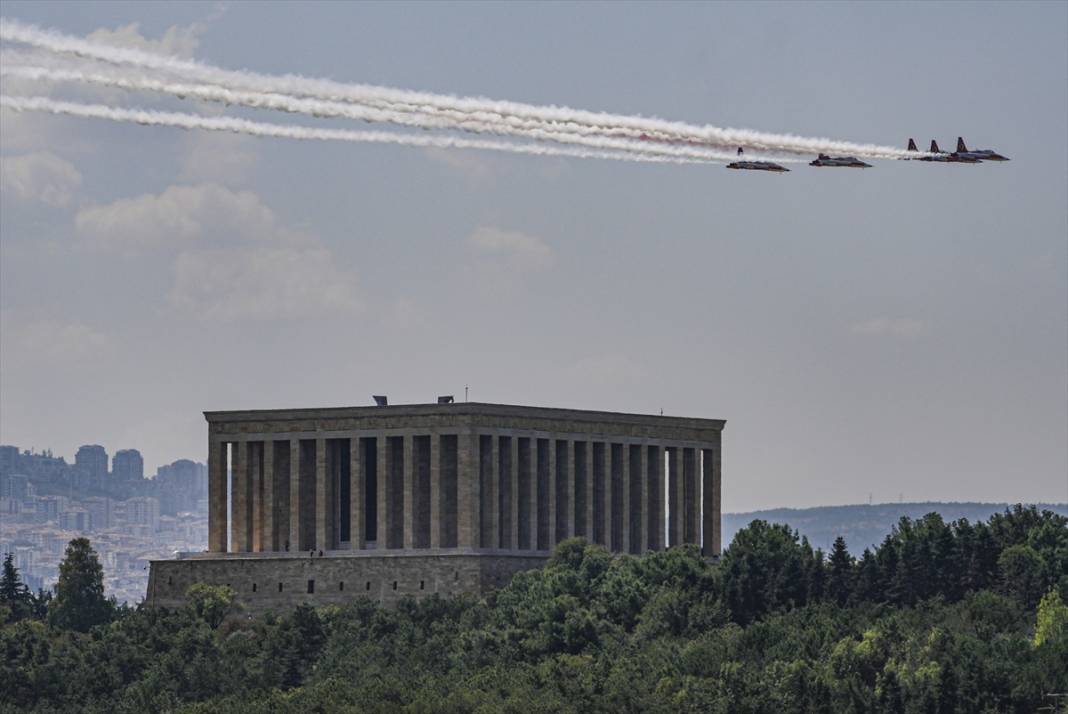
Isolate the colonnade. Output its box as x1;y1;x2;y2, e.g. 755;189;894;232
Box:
208;430;722;557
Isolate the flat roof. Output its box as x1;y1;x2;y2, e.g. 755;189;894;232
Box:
204;402;725;430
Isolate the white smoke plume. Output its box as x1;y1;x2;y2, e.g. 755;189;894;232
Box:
0;18;921;159
0;63;772;163
0;94;732;166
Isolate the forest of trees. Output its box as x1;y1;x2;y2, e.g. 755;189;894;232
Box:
721;501;1068;552
2;506;1066;713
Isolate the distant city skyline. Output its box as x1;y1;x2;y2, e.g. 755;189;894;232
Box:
1;439;207;602
7;442;166;480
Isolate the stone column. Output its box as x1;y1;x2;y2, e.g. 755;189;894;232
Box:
403;434;415;549
551;439;559;546
668;446;683;547
709;434;722;556
645;439;662;550
288;438;301;551
639;444;650;552
208;439;227;552
457;429;479;549
620;444;630;554
606;441;615;550
714;436;722;556
701;445;714;556
565;440;576;538
685;447;700;544
251;442;263;552
315;437;329;551
350;436;364;550
509;436;520;551
230;441;247;552
376;436;389;549
262;440;275;551
584;441;595;542
488;434;500;548
430;432;441;549
527;438;538;550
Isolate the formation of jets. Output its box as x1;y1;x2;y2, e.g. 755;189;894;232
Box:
725;138;1008;173
905;137;1010;164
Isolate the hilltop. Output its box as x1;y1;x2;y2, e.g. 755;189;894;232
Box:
724;501;1068;552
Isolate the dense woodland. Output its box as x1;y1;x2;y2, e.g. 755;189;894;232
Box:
2;505;1066;713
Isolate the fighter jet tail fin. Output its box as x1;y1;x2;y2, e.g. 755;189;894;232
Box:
930;140;941;153
907;139;918;152
956;137;968;152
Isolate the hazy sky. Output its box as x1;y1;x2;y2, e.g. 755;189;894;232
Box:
1;1;1065;511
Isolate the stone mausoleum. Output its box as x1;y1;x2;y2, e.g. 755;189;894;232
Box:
147;402;724;611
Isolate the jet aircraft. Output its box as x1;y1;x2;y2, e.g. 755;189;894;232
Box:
726;147;790;172
953;137;1010;161
809;153;872;168
905;139;981;163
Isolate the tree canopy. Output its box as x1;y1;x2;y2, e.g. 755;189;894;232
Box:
47;537;114;632
1;507;1065;713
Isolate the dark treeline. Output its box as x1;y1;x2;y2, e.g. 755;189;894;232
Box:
722;501;1068;553
723;505;1068;624
2;506;1066;713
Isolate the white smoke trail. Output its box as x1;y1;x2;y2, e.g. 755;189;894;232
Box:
0;94;729;166
0;18;921;159
0;63;769;163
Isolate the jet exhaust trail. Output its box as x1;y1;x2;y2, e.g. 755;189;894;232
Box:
0;18;920;159
0;63;764;163
0;94;727;166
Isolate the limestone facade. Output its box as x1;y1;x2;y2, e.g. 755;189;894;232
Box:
148;402;724;609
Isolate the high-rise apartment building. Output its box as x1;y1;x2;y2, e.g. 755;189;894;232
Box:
75;445;109;482
112;449;144;482
0;445;18;474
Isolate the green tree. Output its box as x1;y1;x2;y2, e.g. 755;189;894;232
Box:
875;535;901;604
48;537;113;632
852;548;880;604
1033;589;1068;648
721;520;811;623
263;604;326;688
998;544;1046;609
807;545;827;603
827;536;854;607
30;587;52;619
0;552;33;622
187;583;236;629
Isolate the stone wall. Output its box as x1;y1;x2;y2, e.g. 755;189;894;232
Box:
147;551;549;612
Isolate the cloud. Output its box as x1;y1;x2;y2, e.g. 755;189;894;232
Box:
69;181;358;321
423;148;496;182
0;152;82;207
851;317;926;338
563;354;646;386
0;104;102;154
178;132;258;186
85;21;205;59
75;183;303;252
0;310;114;365
466;226;553;271
170;246;360;321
